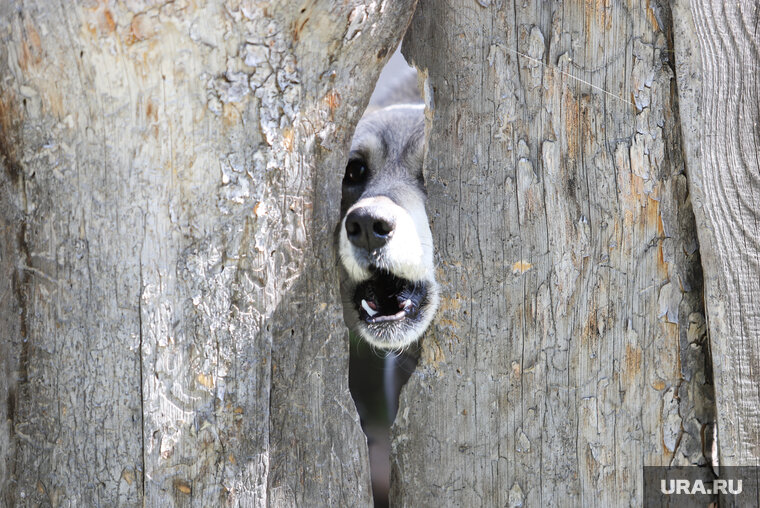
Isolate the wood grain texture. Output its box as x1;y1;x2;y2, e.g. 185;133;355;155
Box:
674;0;760;467
0;1;415;505
394;0;715;505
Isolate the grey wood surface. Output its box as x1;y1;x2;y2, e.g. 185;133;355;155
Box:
674;0;760;467
0;1;415;505
393;0;716;506
2;0;758;505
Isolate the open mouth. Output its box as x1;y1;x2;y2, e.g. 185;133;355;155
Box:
353;269;427;324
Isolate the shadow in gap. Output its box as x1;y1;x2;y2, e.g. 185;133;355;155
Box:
346;46;422;508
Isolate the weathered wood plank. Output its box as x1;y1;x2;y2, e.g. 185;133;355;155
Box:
674;0;760;467
393;0;715;505
0;1;415;505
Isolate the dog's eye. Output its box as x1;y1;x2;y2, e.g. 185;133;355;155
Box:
344;159;368;185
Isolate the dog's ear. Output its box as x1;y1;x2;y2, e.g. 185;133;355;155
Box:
368;54;420;109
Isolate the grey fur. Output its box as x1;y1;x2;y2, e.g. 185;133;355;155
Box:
338;103;439;350
367;66;420;111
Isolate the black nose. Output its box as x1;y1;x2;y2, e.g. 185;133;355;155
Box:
345;208;395;251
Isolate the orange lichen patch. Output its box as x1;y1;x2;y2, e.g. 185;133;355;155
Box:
657;245;668;278
282;127;295;152
323;90;340;118
623;343;642;383
437;318;459;329
233;406;244;414
222;103;241;125
102;9;116;33
656;208;665;238
438;294;462;313
228;454;236;464
25;19;42;51
126;13;156;45
18;19;43;72
85;21;98;38
628;174;647;206
173;479;192;495
563;87;580;160
582;309;598;346
253;201;266;217
645;195;659;228
652;379;666;391
512;261;533;274
196;373;214;389
421;337;446;371
642;196;670;277
646;0;660;31
83;2;118;39
122;469;135;485
145;100;157;121
584;0;612;36
511;361;521;377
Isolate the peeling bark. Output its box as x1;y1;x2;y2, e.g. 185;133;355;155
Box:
0;1;415;505
2;0;755;504
674;0;760;467
393;0;716;505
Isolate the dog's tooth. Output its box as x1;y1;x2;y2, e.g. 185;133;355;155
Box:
402;299;413;310
361;299;378;317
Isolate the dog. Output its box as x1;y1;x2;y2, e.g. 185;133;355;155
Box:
337;69;439;351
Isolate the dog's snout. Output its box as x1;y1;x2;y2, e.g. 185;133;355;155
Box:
345;208;395;251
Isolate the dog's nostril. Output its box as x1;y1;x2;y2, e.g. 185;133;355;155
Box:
346;219;361;237
373;220;393;237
